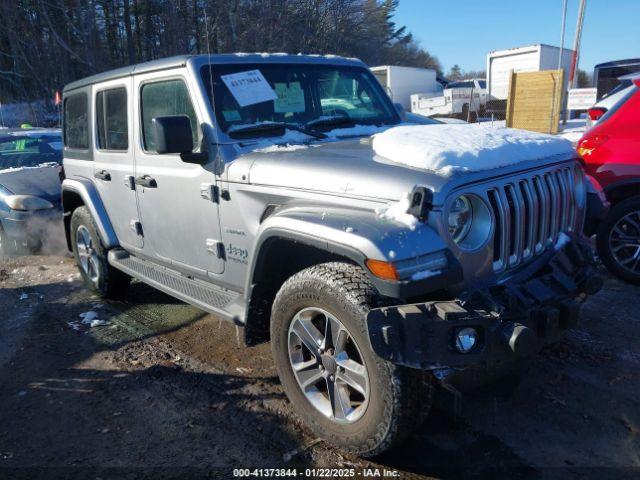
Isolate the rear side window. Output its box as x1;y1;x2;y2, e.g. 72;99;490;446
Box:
140;79;198;153
64;93;89;149
599;86;637;124
96;88;128;151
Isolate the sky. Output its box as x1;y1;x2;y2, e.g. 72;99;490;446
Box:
394;0;639;75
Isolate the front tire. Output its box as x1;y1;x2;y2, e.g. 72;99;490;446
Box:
270;262;432;457
70;206;131;298
597;196;640;285
0;224;19;256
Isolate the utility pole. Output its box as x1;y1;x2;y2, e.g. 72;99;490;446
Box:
558;0;568;70
568;0;587;89
564;0;587;123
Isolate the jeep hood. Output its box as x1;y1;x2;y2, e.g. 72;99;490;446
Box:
236;136;577;205
240;138;449;202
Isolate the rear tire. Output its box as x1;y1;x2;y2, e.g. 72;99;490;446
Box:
270;262;433;457
596;196;640;285
70;206;131;298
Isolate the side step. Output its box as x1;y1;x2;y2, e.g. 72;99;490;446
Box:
108;249;245;324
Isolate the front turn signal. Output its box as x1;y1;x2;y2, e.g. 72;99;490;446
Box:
366;259;399;281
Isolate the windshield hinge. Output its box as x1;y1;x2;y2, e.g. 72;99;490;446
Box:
200;183;220;203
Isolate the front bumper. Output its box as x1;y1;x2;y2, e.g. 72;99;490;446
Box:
366;235;602;370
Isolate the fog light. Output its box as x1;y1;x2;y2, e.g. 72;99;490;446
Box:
455;327;477;353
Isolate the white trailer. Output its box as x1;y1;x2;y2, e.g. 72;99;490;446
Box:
370;65;441;110
486;44;575;100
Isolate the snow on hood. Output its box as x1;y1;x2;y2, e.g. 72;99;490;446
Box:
0;162;59;175
372;124;575;176
240;124;392;154
375;193;418;231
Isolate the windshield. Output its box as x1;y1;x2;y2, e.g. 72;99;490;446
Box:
201;63;400;136
0;134;62;170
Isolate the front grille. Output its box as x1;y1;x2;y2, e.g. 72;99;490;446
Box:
487;165;582;272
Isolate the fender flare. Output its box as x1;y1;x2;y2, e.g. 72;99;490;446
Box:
62;178;119;249
603;178;640;202
245;205;452;299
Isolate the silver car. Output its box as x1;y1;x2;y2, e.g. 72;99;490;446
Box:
61;54;602;456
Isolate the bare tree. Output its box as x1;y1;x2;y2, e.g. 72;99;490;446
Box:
0;0;441;114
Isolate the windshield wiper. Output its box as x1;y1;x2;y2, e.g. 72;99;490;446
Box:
305;116;356;130
228;122;326;140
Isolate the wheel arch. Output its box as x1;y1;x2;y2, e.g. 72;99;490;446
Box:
244;230;365;346
604;180;640;207
62;179;119;251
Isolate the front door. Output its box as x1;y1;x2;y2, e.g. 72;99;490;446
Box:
132;71;224;277
92;79;142;250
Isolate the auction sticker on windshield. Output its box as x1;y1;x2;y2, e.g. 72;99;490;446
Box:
221;70;277;107
274;82;305;113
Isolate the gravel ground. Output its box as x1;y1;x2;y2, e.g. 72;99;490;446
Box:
1;253;639;479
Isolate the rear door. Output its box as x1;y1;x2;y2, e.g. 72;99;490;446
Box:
92;79;142;250
132;70;224;277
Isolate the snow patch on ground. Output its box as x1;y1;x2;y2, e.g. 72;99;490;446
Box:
372;124;575;177
375;194;418;230
558;119;587;144
68;311;108;330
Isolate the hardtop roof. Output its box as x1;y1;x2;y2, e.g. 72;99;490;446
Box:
63;53;366;93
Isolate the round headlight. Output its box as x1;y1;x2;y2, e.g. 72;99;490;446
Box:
446;194;492;250
448;195;473;243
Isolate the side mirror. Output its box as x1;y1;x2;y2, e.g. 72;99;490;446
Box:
394;103;407;121
152;115;194;155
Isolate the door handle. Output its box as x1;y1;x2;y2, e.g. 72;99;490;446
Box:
94;170;111;181
135;175;157;188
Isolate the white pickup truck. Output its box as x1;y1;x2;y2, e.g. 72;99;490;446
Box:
411;79;487;119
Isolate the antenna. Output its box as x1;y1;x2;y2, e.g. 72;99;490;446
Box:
202;5;224;172
203;7;216;115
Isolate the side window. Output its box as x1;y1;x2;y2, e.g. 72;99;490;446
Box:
96;88;128;151
64;93;89;150
140;79;198;153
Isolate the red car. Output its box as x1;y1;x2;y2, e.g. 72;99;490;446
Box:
578;75;640;283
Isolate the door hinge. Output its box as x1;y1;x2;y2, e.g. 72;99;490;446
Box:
200;183;220;203
130;220;143;237
205;239;225;259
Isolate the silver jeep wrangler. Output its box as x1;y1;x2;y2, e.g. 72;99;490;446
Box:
61;54;601;456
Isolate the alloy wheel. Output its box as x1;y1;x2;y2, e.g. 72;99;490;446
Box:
76;225;100;283
609;210;640;274
288;307;370;424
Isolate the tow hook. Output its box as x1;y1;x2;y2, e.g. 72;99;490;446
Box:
501;322;536;356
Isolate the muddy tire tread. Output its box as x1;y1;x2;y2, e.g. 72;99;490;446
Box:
271;262;433;457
